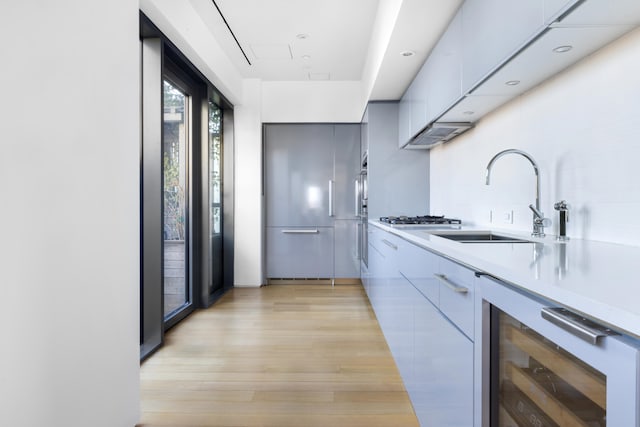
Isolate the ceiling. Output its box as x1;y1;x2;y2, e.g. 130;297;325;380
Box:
186;0;463;100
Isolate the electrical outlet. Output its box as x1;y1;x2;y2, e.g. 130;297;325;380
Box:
502;210;513;224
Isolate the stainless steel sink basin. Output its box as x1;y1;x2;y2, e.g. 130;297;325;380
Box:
431;232;533;243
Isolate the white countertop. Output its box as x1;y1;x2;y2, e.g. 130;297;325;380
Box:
370;220;640;340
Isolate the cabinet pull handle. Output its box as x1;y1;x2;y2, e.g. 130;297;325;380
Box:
328;180;334;217
434;274;468;294
541;307;618;345
381;239;398;250
354;179;360;217
282;229;319;234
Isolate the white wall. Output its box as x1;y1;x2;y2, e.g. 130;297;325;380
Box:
430;27;640;246
234;79;265;286
261;81;365;123
0;1;140;427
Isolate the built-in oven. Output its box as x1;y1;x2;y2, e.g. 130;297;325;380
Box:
477;275;640;426
359;153;368;267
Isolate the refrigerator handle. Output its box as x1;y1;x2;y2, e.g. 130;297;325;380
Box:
354;179;360;217
328;180;334;217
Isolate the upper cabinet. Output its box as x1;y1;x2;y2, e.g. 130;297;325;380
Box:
460;0;544;94
399;0;640;149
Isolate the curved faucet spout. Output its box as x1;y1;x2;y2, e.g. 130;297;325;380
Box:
485;149;546;237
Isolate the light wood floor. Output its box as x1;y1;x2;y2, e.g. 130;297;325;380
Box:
138;283;419;427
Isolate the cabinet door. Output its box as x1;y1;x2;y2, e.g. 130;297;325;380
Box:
425;9;463;121
461;0;544;94
544;0;575;22
398;88;412;147
264;124;335;227
410;66;429;138
412;294;474;427
399;241;440;306
265;227;334;278
333;124;361;219
334;220;360;279
438;258;476;340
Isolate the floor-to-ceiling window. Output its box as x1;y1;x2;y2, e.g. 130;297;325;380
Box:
162;79;190;318
140;13;235;359
207;99;224;296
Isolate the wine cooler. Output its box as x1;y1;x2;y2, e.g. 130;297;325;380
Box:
477;275;640;427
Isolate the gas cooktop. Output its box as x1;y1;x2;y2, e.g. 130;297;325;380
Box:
379;215;462;228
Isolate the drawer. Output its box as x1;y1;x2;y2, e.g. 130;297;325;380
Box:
437;257;476;340
368;226;403;271
266;226;334;278
399;242;440;306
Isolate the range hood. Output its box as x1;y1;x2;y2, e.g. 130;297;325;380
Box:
406;122;473;149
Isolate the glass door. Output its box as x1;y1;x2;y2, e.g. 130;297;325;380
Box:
493;309;607;427
162;79;190;320
207;99;223;296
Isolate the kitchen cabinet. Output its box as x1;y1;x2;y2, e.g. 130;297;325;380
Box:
424;9;463;121
364;102;429;219
265;227;334;278
409;66;429;139
460;0;544;94
368;224;475;427
397;96;411;149
264;124;360;280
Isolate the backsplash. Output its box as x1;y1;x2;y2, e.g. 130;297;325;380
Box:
430;27;640;246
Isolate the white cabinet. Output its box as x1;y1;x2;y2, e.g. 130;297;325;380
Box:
461;0;544;94
397;96;411;148
412;293;474;427
425;9;463;120
368;225;475;427
409;66;429;138
438;257;476;340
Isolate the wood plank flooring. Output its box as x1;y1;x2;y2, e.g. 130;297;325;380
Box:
138;283;419;427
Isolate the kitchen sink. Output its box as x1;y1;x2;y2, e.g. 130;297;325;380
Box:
430;232;533;243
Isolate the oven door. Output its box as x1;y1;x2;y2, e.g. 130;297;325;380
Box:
476;275;640;427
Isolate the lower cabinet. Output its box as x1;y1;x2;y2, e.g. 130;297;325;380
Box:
265;226;334;278
411;285;474;427
368;225;475;427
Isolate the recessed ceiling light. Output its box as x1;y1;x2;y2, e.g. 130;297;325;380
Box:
296;33;309;40
302;55;311;60
553;45;573;53
463;111;475;116
505;80;521;86
400;50;415;57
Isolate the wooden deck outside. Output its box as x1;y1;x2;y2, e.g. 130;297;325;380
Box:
139;283;419;427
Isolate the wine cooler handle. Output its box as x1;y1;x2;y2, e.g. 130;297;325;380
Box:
541;307;618;345
434;274;468;294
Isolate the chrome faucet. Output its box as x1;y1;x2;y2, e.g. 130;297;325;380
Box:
485;149;550;237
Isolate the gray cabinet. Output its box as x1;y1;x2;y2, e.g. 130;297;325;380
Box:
368;224;475;427
264;124;361;280
460;0;544;94
425;9;463;121
265;124;334;227
365;102;429;219
266;227;334;278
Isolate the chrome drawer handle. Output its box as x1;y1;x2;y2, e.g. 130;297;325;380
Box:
541;307;618;345
434;274;468;294
281;229;319;234
381;239;398;250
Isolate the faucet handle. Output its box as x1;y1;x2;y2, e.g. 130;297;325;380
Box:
536;217;552;227
528;204;544;219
